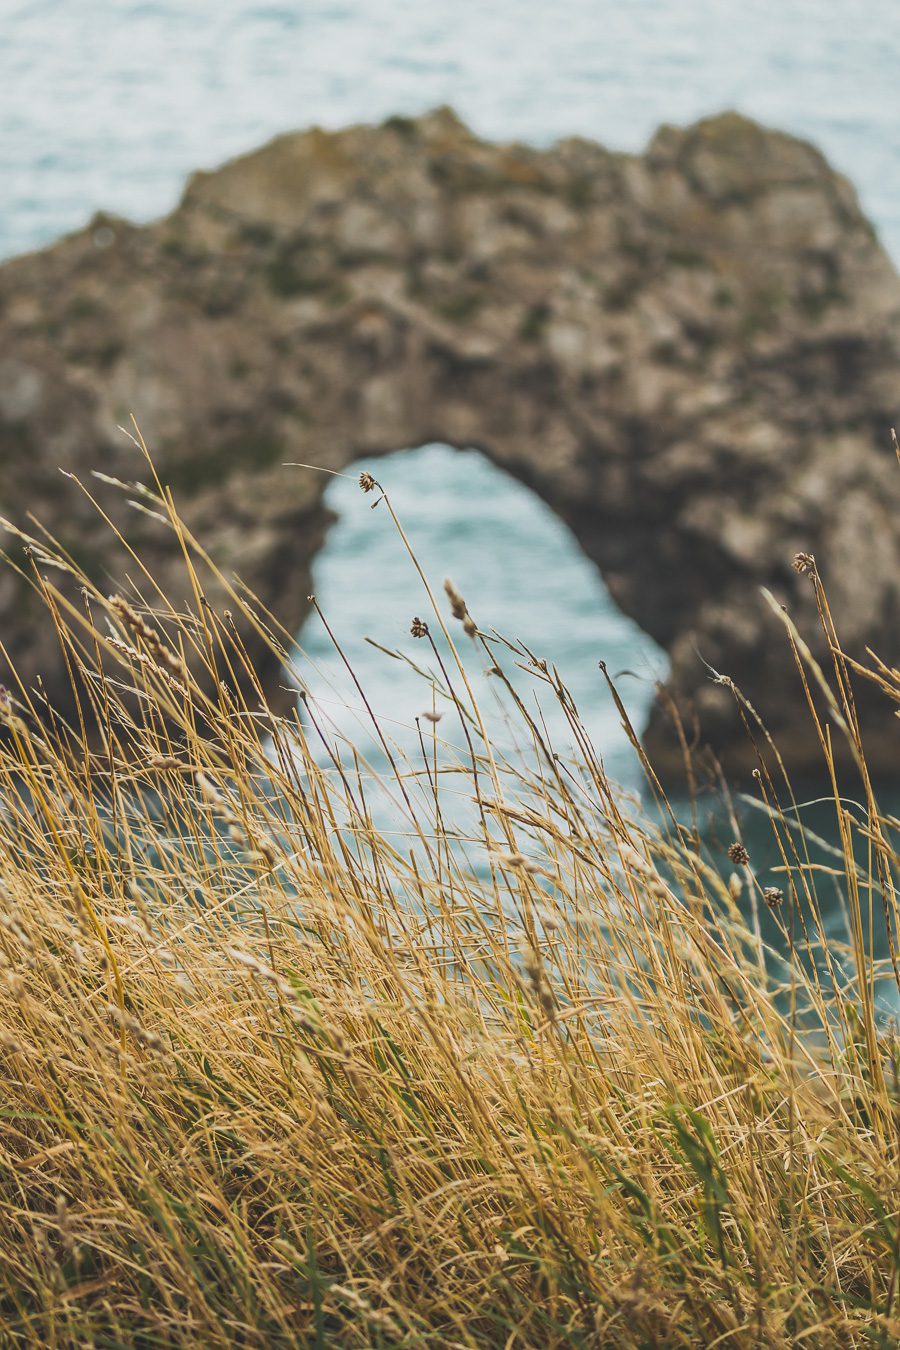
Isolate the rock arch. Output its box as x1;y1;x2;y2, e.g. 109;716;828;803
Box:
2;107;900;774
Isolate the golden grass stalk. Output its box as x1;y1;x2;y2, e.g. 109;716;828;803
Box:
0;462;898;1347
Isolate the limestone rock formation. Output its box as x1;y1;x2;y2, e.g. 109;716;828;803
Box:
1;108;900;775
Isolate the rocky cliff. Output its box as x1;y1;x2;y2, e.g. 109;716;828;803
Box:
2;108;900;774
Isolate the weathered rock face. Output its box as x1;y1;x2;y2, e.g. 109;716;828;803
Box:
1;108;900;775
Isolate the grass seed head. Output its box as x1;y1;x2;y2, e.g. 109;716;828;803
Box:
443;577;468;621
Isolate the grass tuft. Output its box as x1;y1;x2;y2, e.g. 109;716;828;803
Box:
0;446;899;1345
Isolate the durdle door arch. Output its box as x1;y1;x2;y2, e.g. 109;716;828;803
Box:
1;107;900;774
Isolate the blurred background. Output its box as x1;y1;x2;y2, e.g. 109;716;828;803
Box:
3;0;900;786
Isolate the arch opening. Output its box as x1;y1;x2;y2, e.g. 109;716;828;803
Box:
296;443;668;787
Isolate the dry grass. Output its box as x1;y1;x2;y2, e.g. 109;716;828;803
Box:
0;454;899;1347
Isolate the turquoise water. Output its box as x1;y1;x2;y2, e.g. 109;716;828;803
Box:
3;2;900;262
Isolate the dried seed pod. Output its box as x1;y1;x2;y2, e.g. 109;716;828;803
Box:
148;753;180;770
443;578;466;620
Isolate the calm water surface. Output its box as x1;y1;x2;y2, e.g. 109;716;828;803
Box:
4;1;900;262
